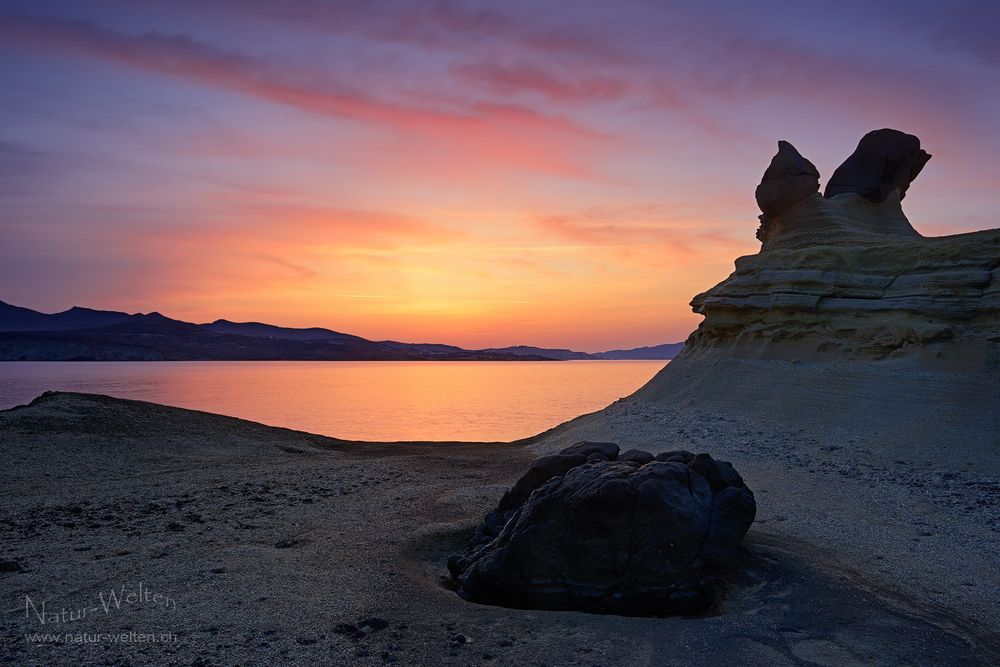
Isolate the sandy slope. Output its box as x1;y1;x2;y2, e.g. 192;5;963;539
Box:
531;353;1000;639
522;219;1000;656
1;391;997;665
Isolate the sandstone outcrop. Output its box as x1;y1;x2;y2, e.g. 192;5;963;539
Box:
755;140;820;220
708;129;999;366
754;190;920;250
824;128;931;202
689;230;1000;362
755;128;931;249
448;442;756;616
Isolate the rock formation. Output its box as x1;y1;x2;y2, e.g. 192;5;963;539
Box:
688;231;1000;362
530;129;998;464
754;140;819;220
448;442;756;616
754;189;921;250
754;128;932;249
699;129;999;366
824;128;931;202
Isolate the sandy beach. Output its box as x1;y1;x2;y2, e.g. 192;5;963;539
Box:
2;391;997;665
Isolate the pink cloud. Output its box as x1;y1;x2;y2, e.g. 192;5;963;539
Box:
452;61;629;102
0;14;612;179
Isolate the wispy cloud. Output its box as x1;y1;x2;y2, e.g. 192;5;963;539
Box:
0;13;612;177
452;61;628;102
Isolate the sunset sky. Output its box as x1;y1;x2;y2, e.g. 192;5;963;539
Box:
2;1;998;350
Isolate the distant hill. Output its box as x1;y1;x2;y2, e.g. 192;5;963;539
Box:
0;300;683;361
483;344;681;360
480;345;592;360
202;319;367;343
592;343;685;360
0;301;131;331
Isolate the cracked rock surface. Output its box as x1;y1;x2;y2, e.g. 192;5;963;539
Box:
448;443;755;615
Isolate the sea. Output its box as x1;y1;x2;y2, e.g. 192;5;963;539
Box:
0;360;665;441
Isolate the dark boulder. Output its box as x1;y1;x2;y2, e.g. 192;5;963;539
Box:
495;453;589;512
755;140;820;218
467;443;621;548
620;448;655;465
655;449;694;463
824;128;931;202
493;442;614;512
558;440;620;460
449;443;755;616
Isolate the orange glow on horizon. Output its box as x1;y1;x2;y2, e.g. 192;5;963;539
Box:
105;200;757;350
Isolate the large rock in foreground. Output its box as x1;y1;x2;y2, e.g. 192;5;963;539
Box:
448;443;756;616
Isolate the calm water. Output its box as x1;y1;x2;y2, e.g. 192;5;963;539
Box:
0;361;665;441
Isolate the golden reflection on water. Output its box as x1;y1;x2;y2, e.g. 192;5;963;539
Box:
0;360;666;442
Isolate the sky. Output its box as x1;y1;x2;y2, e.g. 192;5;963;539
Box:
1;0;998;351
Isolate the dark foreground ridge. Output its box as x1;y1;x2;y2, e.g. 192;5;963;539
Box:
448;441;756;615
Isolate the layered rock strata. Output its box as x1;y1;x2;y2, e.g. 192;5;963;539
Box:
695;129;999;368
689;228;1000;364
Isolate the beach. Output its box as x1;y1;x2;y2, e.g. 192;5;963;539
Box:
2;391;997;665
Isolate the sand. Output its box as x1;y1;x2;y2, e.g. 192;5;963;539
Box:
533;354;1000;630
1;390;997;665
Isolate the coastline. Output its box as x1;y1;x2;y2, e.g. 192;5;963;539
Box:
0;360;667;442
2;392;997;665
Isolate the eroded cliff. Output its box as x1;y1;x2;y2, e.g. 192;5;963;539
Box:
687;129;999;369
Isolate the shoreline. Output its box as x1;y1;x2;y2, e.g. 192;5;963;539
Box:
1;391;997;664
0;360;666;442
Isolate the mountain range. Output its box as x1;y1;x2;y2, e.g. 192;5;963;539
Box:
0;301;683;362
